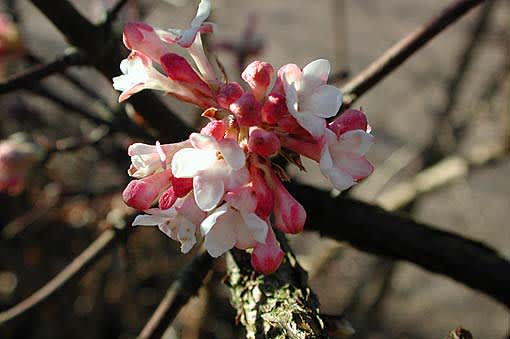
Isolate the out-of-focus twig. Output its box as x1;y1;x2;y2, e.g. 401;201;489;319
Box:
0;225;127;325
0;51;85;95
340;0;486;110
137;251;214;339
102;0;130;28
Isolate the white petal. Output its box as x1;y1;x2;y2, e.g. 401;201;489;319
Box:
218;138;245;170
292;111;326;138
203;213;236;257
200;203;229;235
301;59;330;94
191;0;211;27
132;214;167;226
302;85;342;118
172;148;216;177
177;219;197;254
335;155;374;180
323;166;355;191
336;130;374;156
223;167;250;191
242;212;268;244
190;133;218;151
194;175;224;211
284;80;299;115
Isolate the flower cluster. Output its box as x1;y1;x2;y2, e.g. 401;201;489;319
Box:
115;0;374;274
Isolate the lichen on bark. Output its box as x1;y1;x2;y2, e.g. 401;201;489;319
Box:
226;235;330;339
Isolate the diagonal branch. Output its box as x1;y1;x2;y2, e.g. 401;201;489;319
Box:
0;227;125;325
340;0;486;109
288;182;510;308
28;0;193;142
0;51;85;95
137;252;214;339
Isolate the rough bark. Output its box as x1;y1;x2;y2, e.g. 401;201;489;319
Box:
227;238;329;339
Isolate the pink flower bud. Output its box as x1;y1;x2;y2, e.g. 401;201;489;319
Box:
261;93;287;125
171;177;193;197
249;164;274;219
123;22;168;62
201;120;226;141
328;108;368;137
230;92;262;126
251;227;284;275
279;135;325;162
159;186;177;209
242;61;274;100
272;174;306;234
216;82;244;109
160;53;214;98
248;127;280;158
122;170;172;210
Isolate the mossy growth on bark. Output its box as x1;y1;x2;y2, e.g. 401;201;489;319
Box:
226;237;330;339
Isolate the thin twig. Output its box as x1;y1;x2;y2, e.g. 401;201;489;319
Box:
0;51;85;95
340;0;486;109
0;228;123;325
137;252;214;339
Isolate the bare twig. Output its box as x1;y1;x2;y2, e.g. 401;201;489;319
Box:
137;251;214;339
0;227;124;325
0;51;85;95
340;0;486;109
29;0;193;142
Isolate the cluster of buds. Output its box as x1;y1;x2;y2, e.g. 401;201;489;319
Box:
0;134;44;195
115;0;374;274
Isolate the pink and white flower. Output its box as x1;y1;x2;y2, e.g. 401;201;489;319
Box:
200;187;268;257
251;226;284;275
172;133;249;211
128;140;191;178
133;193;206;253
320;109;374;191
281;59;342;138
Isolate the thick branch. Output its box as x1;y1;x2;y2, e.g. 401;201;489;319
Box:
288;183;510;308
29;0;193;142
340;0;486;108
0;227;123;325
227;236;330;339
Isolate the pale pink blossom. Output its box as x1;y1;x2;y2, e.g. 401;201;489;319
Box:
200;187;268;257
281;59;342;138
172;133;249;211
242;61;274;101
122;169;172;210
251;226;284;275
133;193;206;253
128;140;191;178
320;109;374;191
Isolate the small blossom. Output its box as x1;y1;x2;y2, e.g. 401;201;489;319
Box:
242;61;274;101
123;22;168;62
229;92;262;127
172;133;249;211
200;187;268;257
217;83;244;109
271;173;306;234
133;193;206;253
0;134;44;195
122;169;172;210
128;140;191;178
281;59;342;138
320;110;374;191
251;226;284;275
248;127;280;158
